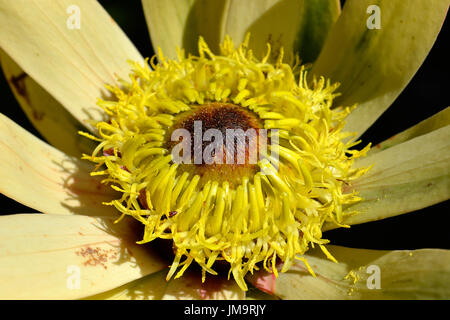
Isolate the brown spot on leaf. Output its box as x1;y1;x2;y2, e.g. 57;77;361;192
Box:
9;72;45;120
10;72;29;102
32;109;45;121
75;246;118;269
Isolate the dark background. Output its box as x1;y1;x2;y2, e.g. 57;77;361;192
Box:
0;1;448;250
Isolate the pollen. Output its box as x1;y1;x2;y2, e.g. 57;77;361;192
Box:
167;102;263;186
81;35;371;291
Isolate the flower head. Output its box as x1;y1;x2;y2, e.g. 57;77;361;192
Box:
81;35;371;290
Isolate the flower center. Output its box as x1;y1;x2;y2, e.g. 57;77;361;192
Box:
80;36;372;291
167;102;263;186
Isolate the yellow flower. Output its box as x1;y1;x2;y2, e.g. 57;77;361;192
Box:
0;0;449;300
80;34;372;291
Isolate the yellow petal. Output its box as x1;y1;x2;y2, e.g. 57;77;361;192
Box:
142;0;228;58
311;0;448;137
0;49;95;157
0;0;143;131
0;214;166;299
86;269;245;300
223;0;340;62
247;245;450;299
325;125;450;230
368;107;450;155
0;113;117;216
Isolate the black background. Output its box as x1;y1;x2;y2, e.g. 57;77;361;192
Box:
0;1;448;251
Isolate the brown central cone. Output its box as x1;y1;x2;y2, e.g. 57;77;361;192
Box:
167;102;264;186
